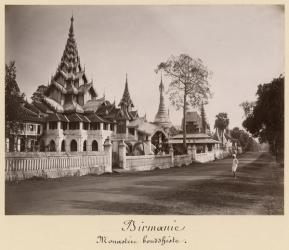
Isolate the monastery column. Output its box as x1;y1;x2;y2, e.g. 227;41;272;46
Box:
17;138;21;152
134;128;138;140
145;135;153;154
6;138;9;152
56;138;62;152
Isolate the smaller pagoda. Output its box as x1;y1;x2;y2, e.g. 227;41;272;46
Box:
154;75;172;129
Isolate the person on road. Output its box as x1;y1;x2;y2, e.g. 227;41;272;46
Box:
232;154;239;178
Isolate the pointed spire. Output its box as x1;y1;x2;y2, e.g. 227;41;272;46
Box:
118;74;134;108
69;15;74;37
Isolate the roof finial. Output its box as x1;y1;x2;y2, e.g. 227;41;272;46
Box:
69;15;74;37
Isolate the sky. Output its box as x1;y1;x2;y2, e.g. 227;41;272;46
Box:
5;5;284;129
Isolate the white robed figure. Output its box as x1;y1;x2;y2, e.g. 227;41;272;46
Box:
232;154;239;178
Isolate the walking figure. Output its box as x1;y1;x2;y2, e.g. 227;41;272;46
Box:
232;154;239;178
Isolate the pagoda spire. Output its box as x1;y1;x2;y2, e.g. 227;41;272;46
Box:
118;74;134;109
154;74;172;128
69;15;74;37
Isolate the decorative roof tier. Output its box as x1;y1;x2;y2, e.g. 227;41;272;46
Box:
154;75;172;129
45;16;98;113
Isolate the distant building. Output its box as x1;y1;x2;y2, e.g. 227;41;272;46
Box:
171;104;219;154
6;102;44;152
169;133;220;155
182;110;210;134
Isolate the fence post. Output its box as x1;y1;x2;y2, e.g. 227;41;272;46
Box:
118;140;127;170
192;145;196;160
169;144;174;167
103;137;112;173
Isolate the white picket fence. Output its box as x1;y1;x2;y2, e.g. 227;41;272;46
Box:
5;151;111;181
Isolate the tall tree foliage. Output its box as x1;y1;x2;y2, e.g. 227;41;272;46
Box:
214;112;229;145
155;54;212;151
240;101;255;118
31;85;47;102
5;61;24;138
230;127;259;152
242;76;284;161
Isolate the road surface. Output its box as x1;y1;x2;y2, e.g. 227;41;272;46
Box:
5;152;283;215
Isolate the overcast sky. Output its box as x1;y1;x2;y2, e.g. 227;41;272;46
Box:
5;5;284;129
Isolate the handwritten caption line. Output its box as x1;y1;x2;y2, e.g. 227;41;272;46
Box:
96;219;188;246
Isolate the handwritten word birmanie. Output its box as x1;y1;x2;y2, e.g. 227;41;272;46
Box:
121;219;186;232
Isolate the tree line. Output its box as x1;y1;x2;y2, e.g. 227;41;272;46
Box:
241;76;284;163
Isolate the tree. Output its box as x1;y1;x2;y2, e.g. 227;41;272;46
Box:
242;75;284;162
214;112;229;145
230;126;258;152
31;85;47;102
5;62;25;134
240;101;255;118
5;61;25;150
155;54;212;152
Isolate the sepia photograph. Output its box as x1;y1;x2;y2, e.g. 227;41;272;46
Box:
4;5;284;215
